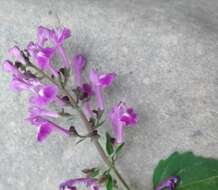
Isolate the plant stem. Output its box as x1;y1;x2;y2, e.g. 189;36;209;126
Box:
29;63;131;190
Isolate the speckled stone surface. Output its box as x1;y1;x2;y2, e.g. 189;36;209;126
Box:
1;0;218;189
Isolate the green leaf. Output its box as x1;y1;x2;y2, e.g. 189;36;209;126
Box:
75;138;86;145
106;132;114;155
153;151;218;190
106;174;113;190
90;168;100;177
82;168;100;177
95;120;105;128
114;143;125;155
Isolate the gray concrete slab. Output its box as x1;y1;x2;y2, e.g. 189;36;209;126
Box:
1;0;218;189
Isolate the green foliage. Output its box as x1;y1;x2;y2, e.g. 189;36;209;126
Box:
106;174;113;190
114;143;125;156
82;168;100;177
95;120;105;128
153;152;218;190
89;168;100;177
106;132;114;155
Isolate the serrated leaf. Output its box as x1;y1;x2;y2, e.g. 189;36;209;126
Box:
106;132;114;155
153;151;218;190
106;174;113;190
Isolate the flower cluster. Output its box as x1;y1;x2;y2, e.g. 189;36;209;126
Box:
2;26;138;190
3;27;72;142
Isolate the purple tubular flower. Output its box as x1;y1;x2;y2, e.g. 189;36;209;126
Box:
80;83;94;98
59;178;100;190
29;106;59;118
2;60;41;92
50;27;71;68
30;84;58;106
36;26;71;68
27;115;69;142
156;176;180;190
83;101;93;120
49;27;71;46
8;46;25;64
109;102;137;144
3;60;22;77
37;26;71;47
37;26;50;47
79;83;94;120
58;46;70;68
27;42;58;77
89;69;116;110
72;54;87;87
10;76;33;91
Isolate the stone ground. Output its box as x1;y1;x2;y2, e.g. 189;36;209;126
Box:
1;0;218;189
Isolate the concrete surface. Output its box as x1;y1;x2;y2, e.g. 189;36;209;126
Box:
1;0;218;189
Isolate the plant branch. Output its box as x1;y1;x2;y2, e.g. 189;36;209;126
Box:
29;63;131;190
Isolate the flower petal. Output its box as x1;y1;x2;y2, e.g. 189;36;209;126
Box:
2;60;21;77
8;46;25;63
59;178;99;190
120;108;137;126
50;27;71;46
27;42;55;72
72;54;87;87
37;26;50;47
10;77;30;91
89;69;99;85
29;106;59;118
113;123;124;144
37;123;53;142
30;85;58;106
99;73;116;88
26;115;46;125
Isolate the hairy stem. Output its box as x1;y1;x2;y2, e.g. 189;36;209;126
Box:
29;63;131;190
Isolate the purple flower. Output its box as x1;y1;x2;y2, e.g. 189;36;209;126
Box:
37;26;50;47
2;60;41;92
80;84;94;119
8;46;25;64
72;54;87;87
59;178;100;190
80;83;94;98
29;106;59;118
37;26;71;47
27;42;58;77
36;26;71;68
10;76;34;92
3;60;22;77
78;83;94;120
83;101;93;120
89;69;116;110
156;176;180;190
30;84;58;106
109;102;137;144
49;27;71;46
27;115;69;142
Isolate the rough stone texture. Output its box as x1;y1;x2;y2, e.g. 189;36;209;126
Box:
1;0;218;189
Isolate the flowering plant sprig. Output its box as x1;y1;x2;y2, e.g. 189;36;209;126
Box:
2;26;138;190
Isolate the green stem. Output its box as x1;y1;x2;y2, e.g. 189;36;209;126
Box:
29;63;131;190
